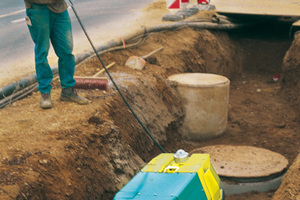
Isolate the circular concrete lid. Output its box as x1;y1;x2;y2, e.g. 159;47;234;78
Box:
190;145;288;178
168;73;229;88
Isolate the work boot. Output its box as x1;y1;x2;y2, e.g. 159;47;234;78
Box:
60;87;89;105
40;93;52;109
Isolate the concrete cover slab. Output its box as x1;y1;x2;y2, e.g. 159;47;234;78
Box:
191;145;289;178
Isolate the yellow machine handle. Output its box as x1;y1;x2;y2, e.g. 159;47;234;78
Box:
164;166;179;173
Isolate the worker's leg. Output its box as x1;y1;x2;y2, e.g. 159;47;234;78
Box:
26;4;53;94
50;10;88;105
50;10;76;89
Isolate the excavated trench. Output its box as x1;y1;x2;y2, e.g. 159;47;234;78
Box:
0;18;299;200
68;19;299;199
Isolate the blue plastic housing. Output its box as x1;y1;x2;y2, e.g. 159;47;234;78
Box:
114;172;208;200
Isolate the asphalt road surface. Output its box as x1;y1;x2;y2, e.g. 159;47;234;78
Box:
0;0;155;87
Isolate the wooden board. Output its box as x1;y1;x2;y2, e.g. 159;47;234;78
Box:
210;0;300;17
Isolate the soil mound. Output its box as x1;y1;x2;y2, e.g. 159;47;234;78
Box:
273;154;300;200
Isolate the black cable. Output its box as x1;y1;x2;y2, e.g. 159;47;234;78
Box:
68;0;166;153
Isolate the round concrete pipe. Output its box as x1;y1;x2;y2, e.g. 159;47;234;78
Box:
168;73;230;140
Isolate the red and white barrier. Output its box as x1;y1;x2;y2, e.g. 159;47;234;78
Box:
167;0;180;9
198;0;210;4
166;0;210;14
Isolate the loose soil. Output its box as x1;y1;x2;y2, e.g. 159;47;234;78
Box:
0;1;299;200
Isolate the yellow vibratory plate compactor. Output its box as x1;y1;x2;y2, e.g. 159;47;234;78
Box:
114;149;224;200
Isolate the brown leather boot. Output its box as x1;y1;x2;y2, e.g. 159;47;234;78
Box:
40;93;52;109
60;87;89;105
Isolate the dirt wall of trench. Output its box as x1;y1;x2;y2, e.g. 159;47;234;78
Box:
281;33;300;119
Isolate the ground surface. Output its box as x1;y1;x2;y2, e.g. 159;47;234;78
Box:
0;1;299;200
